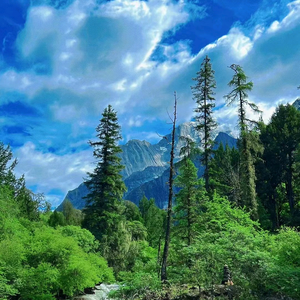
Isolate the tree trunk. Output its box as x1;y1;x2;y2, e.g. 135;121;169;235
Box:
157;234;162;278
161;92;177;282
286;152;295;214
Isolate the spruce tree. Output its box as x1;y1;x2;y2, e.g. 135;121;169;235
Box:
192;55;217;192
174;158;205;246
83;105;126;243
225;64;261;219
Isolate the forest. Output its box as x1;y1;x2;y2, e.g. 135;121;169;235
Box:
1;56;300;300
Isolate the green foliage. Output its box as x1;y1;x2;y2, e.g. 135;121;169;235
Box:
117;271;161;298
179;136;201;160
58;225;100;253
170;194;263;297
265;228;300;299
210;144;240;203
168;193;300;299
0;143;19;189
0;267;17;299
239;131;260;219
174;159;207;245
20;225;114;297
62;199;83;226
139;196;166;248
126;220;147;241
0;142;45;223
0;186;114;299
48;210;66;227
124;200;143;222
15;187;41;221
115;242;161;299
20;263;60;300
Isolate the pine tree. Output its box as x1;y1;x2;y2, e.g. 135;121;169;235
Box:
225;64;261;219
192;55;217;192
83;105;127;243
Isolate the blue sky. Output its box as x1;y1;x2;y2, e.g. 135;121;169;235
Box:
0;0;299;207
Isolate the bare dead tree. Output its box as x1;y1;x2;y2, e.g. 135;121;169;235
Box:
161;92;177;282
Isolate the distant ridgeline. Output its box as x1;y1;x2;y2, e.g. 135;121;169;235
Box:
56;122;237;211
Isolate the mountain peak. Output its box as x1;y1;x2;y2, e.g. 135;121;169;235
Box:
125;139;151;146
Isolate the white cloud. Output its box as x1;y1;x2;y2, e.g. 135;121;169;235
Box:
223;28;253;60
267;20;281;33
284;0;300;26
31;6;53;22
14;142;93;201
51;103;87;122
128;116;142;127
2;0;300;205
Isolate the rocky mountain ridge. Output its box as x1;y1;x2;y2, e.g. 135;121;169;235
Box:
119;122;204;179
56;122;236;210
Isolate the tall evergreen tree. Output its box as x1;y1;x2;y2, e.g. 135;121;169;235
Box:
225;64;261;219
83;105;127;243
192;55;217;192
174;158;206;246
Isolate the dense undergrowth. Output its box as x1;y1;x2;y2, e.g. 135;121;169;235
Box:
0;186;114;300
